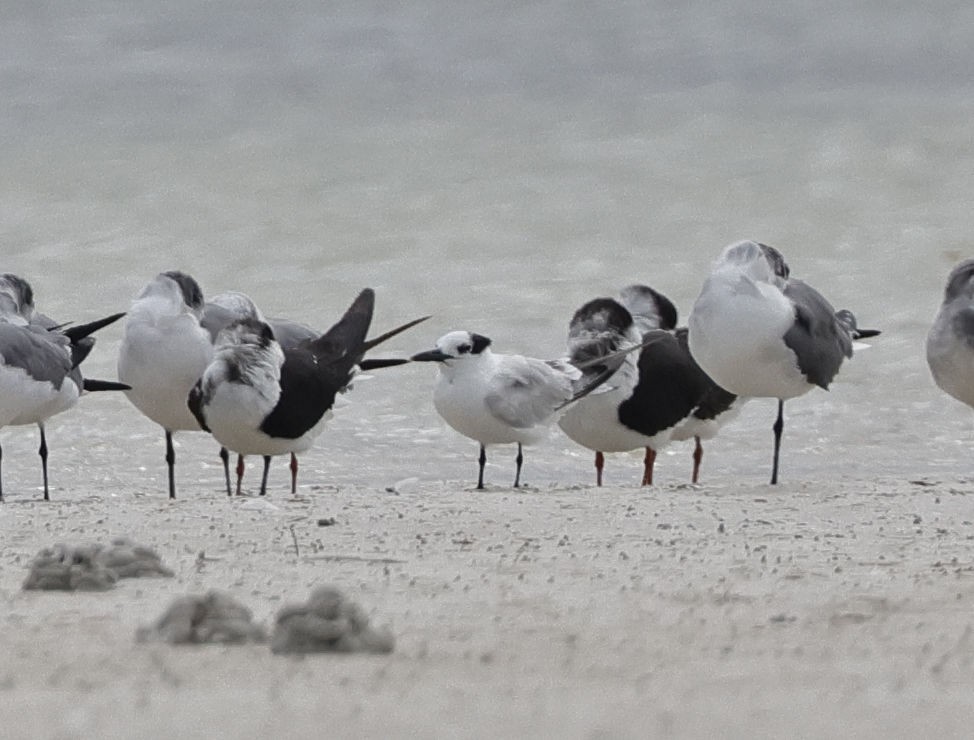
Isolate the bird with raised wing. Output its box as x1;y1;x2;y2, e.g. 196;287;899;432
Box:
188;288;426;495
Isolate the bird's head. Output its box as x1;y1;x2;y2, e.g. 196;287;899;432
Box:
943;258;974;303
411;330;492;365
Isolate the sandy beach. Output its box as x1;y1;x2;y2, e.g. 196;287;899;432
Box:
4;473;974;739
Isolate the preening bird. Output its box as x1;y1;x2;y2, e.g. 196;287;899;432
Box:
188;288;426;495
687;240;878;484
558;285;741;486
0;273;127;501
927;258;974;414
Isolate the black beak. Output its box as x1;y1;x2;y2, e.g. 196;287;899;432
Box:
410;349;451;362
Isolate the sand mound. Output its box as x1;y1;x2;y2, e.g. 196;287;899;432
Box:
136;591;268;645
21;543;118;591
270;586;394;655
96;537;174;578
22;538;173;591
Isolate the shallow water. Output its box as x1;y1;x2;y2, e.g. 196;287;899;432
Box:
2;2;973;496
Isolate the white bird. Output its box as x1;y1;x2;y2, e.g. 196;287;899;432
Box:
117;271;214;499
927;258;974;411
411;330;622;489
0;273;126;501
558;285;741;486
188;288;426;495
687;240;878;484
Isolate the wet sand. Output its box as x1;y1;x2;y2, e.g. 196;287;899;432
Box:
4;475;974;739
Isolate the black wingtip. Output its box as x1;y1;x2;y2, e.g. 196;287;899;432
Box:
83;378;131;392
359;358;412;370
61;312;126;343
362;315;431;353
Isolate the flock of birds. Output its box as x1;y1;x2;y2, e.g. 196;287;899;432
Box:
3;240;974;502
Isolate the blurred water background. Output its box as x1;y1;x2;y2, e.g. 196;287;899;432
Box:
2;1;973;494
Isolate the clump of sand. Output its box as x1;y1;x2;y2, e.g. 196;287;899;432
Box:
136;591;268;645
270;586;394;655
22;543;118;591
96;537;174;578
22;538;173;591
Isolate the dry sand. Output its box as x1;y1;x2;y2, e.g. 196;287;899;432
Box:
3;476;974;739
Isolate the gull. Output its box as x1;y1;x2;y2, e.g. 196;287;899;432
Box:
687;240;879;484
0;273;127;501
927;258;974;414
410;330;625;489
118;271;215;499
188;288;427;495
558;285;741;486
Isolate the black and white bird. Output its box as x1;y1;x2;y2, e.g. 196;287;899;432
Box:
687;240;879;484
927;258;974;413
0;273;127;502
558;285;741;486
188;288;426;496
201;290;321;495
411;330;624;489
118;271;215;499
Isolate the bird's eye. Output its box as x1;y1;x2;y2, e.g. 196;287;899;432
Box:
457;344;471;354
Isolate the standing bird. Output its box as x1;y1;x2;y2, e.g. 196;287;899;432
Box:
558;285;741;486
411;330;624;489
201;291;320;495
687;240;878;484
0;273;127;501
118;271;214;499
927;258;974;412
188;288;426;496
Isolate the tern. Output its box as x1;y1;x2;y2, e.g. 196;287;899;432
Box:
411;330;626;489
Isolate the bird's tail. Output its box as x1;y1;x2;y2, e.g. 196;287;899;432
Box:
834;309;881;340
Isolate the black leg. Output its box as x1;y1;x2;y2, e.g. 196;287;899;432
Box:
691;436;703;485
38;424;49;501
235;455;245;496
477;444;486;490
771;399;784;485
219;447;231;496
513;443;524;488
165;430;176;499
290;453;298;494
260;455;271;496
595;451;604;487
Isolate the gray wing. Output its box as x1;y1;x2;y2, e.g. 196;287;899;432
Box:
267;317;319;350
484;356;574;428
201;292;263;341
0;323;72;388
782;279;853;390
